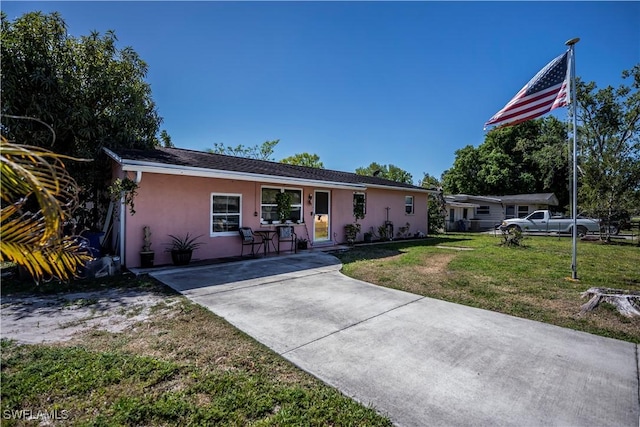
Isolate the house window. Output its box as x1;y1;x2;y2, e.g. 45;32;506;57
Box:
505;205;515;219
211;193;241;236
477;205;490;215
517;206;529;218
261;187;302;223
405;196;414;215
353;193;366;218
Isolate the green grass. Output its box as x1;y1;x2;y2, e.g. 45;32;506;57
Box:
336;233;640;343
1;276;391;426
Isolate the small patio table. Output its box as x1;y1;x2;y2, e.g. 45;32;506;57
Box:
254;229;278;255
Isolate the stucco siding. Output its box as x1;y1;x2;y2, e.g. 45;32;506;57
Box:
118;165;428;267
353;188;428;241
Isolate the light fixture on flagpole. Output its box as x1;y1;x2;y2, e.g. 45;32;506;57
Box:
565;37;580;46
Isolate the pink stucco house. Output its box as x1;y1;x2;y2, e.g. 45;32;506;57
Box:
105;147;433;268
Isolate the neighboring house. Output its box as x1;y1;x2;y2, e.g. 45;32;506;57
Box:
105;147;434;267
444;193;559;231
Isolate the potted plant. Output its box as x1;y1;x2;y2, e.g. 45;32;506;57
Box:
344;223;361;246
275;192;292;223
166;233;203;266
140;225;154;268
297;238;309;250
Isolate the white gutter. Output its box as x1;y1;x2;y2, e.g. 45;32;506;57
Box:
365;183;436;194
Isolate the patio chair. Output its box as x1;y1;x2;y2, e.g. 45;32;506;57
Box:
277;225;297;254
239;227;264;257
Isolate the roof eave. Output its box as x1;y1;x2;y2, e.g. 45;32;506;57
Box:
106;148;431;192
118;159;367;190
365;183;436;194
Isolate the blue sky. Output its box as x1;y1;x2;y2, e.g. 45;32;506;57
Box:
3;1;639;184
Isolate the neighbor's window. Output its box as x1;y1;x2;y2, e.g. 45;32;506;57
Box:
211;193;241;236
261;187;302;223
353;193;366;218
505;205;515;218
405;196;414;215
477;205;490;215
517;206;529;218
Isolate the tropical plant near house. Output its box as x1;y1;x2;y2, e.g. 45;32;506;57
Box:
165;233;204;266
166;233;204;252
344;223;361;245
0;138;91;281
108;177;139;215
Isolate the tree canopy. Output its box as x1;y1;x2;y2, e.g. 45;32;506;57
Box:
442;117;570;208
576;65;640;231
441;64;639;226
208;140;280;161
1;11;162;155
420;173;445;234
356;162;413;185
1;11;163;229
280;152;324;168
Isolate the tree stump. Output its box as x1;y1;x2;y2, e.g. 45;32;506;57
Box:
580;287;640;318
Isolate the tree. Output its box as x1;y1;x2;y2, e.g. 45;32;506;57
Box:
576;65;640;239
442;117;569;207
1;11;163;229
280;153;324;168
356;162;413;184
421;173;446;234
441;145;482;195
160;130;174;148
1;137;91;282
208;140;279;161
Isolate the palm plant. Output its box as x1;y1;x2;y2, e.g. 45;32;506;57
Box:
165;233;204;252
1;137;92;281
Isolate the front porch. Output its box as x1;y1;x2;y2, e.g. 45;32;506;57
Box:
128;242;350;276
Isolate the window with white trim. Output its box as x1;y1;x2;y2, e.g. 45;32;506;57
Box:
211;193;241;236
517;206;529;218
405;196;414;215
476;205;490;215
261;187;302;223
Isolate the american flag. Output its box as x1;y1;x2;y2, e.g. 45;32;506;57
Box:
485;50;570;129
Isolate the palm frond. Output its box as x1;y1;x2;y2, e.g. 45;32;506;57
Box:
1;138;91;282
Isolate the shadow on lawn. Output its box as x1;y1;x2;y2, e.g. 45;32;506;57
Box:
335;236;473;263
0;270;173;297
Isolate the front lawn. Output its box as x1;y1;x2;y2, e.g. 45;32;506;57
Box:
335;233;640;343
1;275;391;426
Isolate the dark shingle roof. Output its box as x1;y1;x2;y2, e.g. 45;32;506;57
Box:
107;147;428;191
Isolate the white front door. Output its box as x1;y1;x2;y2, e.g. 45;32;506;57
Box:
314;190;330;242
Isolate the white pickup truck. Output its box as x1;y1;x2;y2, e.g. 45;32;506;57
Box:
499;210;601;236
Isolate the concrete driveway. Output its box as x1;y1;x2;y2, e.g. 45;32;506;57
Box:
150;251;639;427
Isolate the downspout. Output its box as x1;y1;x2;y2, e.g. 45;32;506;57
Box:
120;170;142;267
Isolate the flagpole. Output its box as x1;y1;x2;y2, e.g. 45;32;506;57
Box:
566;37;580;280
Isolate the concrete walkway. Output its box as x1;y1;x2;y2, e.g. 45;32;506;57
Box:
150;251;639;427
